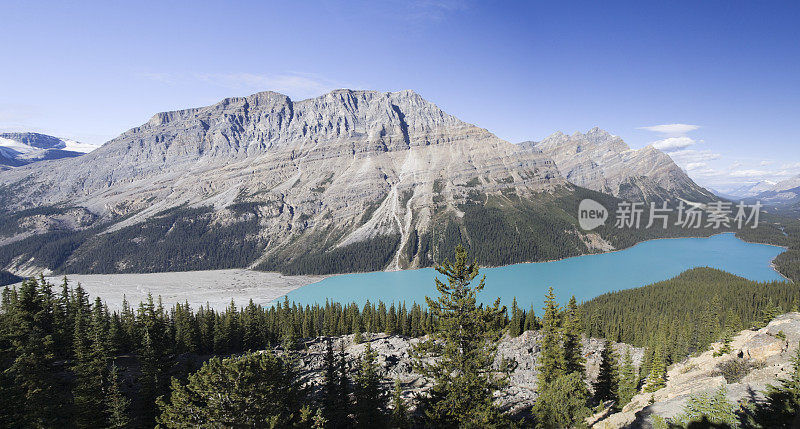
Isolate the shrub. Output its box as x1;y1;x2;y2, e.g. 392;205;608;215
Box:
715;358;753;383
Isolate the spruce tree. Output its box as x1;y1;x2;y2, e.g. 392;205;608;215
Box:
509;297;523;337
411;245;510;427
105;364;131;429
645;336;667;392
353;343;387;427
73;298;112;428
594;339;620;408
157;352;308;427
390;379;409;429
537;287;565;386
138;329;163;427
563;295;585;375
532;372;591;429
524;304;539;331
4;277;60;427
322;338;349;427
618;349;639;408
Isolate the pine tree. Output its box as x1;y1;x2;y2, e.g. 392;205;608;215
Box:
138;329;163;427
594;339;620;408
337;341;351;426
322;338;349;427
390;379;409;429
509;297;523;337
537;287;565;386
563;295;585;375
645;335;667;392
105;364;131;429
618;349;639;408
716;310;741;356
524;304;539;331
353;343;387;427
157;352;308;427
532;372;591;429
73;298;112;428
411;245;510;427
533;288;591;428
3;277;61;426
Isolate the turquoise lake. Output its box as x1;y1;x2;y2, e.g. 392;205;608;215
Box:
278;233;787;308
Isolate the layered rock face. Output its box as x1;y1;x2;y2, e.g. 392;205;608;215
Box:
0;90;566;273
520;128;715;202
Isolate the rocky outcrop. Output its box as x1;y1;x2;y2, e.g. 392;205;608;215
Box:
293;314;800;426
595;313;800;428
520;128;715;202
289;331;643;416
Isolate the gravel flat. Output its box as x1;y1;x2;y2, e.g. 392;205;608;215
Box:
14;270;325;311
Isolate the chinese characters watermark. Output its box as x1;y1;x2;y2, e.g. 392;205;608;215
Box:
578;199;762;231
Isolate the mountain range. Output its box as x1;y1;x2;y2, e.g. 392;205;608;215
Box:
0;132;98;169
0;90;719;277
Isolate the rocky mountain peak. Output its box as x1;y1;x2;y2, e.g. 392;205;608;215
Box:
0;89;568;274
522;128;714;202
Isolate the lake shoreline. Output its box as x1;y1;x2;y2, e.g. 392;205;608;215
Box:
279;233;787;308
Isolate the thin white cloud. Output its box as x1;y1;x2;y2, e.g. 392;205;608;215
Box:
651;136;696;152
638;123;700;135
760;160;773;166
685;162;707;171
669;149;722;165
730;169;772;178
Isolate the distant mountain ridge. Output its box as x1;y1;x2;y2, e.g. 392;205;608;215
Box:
0;90;722;276
520;127;715;202
0;132;98;168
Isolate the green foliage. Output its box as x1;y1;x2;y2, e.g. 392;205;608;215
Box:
644;333;668;392
563;295;585;375
0;276;65;426
390;379;410;429
157;351;308;428
582;268;799;365
537;287;565;385
618;350;639;408
532;372;591;429
105;364;131;429
533;287;592;428
411;245;511;427
594;340;619;407
715;358;756;384
258;234;401;275
352;343;389;428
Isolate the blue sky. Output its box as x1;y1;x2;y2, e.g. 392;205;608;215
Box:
1;1;798;190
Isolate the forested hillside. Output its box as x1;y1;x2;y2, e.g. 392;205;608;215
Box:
582;268;799;368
